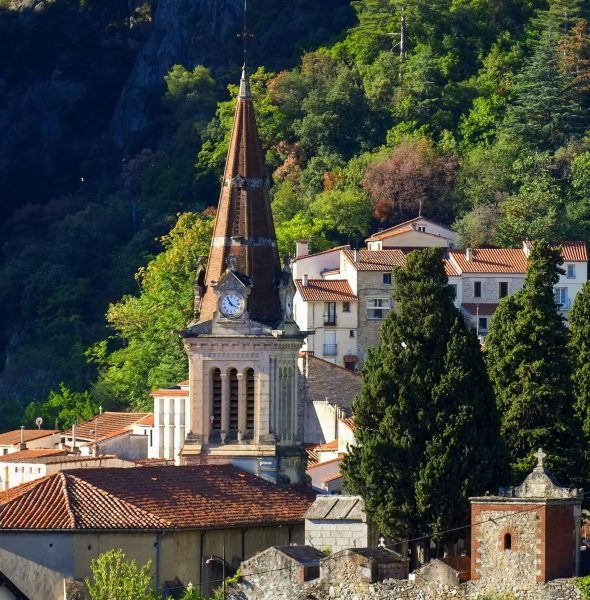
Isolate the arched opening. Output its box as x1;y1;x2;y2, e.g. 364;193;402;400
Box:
211;368;222;435
246;368;255;433
229;368;239;434
503;533;512;550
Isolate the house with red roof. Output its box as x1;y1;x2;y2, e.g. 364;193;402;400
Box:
0;465;316;599
0;429;60;457
365;216;456;250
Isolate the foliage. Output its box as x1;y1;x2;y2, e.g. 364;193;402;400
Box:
484;242;583;484
363;138;457;225
86;549;156;600
90;212;213;409
342;248;505;542
576;575;590;600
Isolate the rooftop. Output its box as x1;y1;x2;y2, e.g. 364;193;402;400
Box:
0;465;316;531
294;279;357;302
0;430;59;447
0;449;67;463
63;412;151;443
305;495;366;521
343;249;406;271
365;217;455;242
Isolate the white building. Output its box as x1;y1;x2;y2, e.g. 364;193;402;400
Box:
365;216;456;250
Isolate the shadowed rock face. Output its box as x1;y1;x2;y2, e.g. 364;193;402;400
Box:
0;0;352;222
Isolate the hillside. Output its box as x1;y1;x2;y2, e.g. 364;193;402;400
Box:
1;0;590;429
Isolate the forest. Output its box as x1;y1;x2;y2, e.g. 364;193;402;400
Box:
0;0;589;431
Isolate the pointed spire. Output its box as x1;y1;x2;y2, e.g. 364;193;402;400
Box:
238;64;252;99
197;67;282;326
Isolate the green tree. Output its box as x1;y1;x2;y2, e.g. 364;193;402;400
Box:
485;242;583;483
342;248;505;551
504;31;585;151
91;212;213;409
569;281;590;440
86;549;155;600
164;64;216;122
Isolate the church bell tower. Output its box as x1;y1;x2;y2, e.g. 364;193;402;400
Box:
180;66;307;484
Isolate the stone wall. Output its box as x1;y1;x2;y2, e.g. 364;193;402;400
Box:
229;571;582;600
305;519;376;554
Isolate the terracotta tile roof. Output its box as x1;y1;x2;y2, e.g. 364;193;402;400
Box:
23;454;123;466
343;249;406;271
339;418;356;432
151;388;189;397
0;449;67;463
449;242;587;274
449;248;528;274
461;303;499;316
0;430;59;446
178;380;189;386
365;217;455;241
444;260;459;277
135;414;154;427
323;473;342;483
315;440;338;451
305;448;320;466
291;245;349;263
0;465;315;531
63;413;151;442
559;241;588;261
294;279;357;302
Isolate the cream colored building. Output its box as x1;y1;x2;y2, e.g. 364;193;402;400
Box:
0;429;60;456
366;216;456;250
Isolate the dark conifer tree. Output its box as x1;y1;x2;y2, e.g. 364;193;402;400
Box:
569;280;590;440
485;242;583;484
342;248;505;549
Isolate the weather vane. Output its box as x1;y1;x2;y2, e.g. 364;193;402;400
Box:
237;0;253;68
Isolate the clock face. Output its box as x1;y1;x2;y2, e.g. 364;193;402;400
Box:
219;293;244;317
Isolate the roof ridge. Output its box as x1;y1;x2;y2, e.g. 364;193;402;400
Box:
60;472;77;528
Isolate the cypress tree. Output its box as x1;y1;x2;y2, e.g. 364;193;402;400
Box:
342;248;505;549
485;242;583;484
569;280;590;440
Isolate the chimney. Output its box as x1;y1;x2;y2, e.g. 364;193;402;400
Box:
523;239;532;258
296;240;309;258
19;426;26;451
71;422;77;454
353;249;360;262
302;274;309;287
466;248;473;262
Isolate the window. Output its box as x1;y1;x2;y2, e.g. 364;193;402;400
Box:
383;273;392;285
499;281;508;298
503;533;512;550
555;287;569;309
474;281;482;298
367;298;391;320
417;225;426;232
478;317;488;333
567;264;576;279
324;302;336;326
342;301;350;312
349;330;355;338
323;331;337;356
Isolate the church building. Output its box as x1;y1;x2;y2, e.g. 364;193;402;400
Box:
168;66;307;484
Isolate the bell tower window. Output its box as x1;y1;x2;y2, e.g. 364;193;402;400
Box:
229;368;239;432
211;368;222;431
246;368;255;432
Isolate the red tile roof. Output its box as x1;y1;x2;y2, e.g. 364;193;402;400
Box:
63;413;151;442
559;241;588;261
0;449;67;463
461;303;499;316
339;418;356;432
0;465;316;531
343;249;406;271
444;260;459;277
295;279;357;302
449;248;528;274
315;440;339;451
365;217;455;241
135;414;154;427
0;430;59;446
291;245;349;263
151;388;189;397
323;473;343;483
306;457;343;471
449;242;587;274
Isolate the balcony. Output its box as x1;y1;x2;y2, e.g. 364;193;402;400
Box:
323;344;338;356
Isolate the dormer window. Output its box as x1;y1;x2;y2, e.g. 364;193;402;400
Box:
417;225;426;232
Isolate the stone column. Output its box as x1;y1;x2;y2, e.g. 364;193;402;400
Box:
237;372;246;437
220;372;229;439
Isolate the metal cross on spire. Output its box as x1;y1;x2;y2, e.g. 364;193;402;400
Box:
237;0;253;70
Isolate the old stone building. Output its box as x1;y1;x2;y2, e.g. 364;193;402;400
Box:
470;449;582;585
